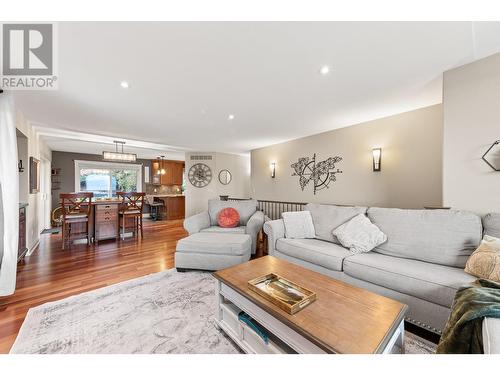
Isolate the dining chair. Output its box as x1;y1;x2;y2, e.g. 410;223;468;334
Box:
60;192;93;249
117;192;145;239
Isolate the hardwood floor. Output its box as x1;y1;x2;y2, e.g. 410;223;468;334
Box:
0;219;188;353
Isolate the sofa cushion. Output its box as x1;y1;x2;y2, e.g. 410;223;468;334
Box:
305;203;367;244
344;252;476;307
367;207;482;268
208;199;257;226
176;232;251;256
483;213;500;239
275;238;352;272
200;226;246;234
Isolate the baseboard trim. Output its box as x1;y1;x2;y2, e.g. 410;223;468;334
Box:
26;240;40;257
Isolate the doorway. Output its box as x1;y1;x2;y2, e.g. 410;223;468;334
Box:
38;157;52;233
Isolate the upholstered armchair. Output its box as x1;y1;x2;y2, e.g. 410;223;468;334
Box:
183;199;264;254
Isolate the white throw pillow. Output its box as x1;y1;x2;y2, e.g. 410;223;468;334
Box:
282;211;316;239
332;213;387;254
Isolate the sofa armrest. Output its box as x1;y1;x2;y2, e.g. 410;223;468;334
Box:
183;211;210;235
263;219;285;256
483;317;500;354
246;211;265;254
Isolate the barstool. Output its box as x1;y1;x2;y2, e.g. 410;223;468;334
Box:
117;192;145;239
60;192;93;249
146;195;164;221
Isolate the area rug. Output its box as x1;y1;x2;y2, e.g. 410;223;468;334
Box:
10;269;436;354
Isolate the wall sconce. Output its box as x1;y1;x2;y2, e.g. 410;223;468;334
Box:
18;160;24;173
270;162;276;178
372;148;382;172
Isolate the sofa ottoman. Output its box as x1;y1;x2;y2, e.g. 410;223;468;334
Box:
175;232;252;271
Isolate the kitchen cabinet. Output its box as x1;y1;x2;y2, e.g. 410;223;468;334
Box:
171;162;184;185
151;159;161;185
158;196;185;220
151;159;185;186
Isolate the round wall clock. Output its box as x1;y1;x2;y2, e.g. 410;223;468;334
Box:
188;163;212;188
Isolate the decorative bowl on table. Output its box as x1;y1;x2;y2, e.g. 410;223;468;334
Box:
248;273;316;314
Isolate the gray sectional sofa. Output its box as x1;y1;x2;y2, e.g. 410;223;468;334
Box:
264;203;500;336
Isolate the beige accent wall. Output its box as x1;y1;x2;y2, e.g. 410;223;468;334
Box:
251;104;443;208
443;52;500;215
185;152;251;216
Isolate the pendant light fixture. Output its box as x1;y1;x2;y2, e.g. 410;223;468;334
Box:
155;157;161;175
160;156;166;175
103;141;137;162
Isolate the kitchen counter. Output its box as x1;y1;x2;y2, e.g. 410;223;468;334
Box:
147;194;184;198
92;200;122;205
92;195;184;204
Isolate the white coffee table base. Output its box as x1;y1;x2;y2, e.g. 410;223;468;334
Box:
214;279;405;354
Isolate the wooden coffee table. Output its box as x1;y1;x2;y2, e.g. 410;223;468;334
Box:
213;256;408;354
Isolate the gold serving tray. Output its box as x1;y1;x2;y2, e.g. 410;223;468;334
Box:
248;273;317;314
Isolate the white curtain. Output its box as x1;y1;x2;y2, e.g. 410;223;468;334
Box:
0;93;19;296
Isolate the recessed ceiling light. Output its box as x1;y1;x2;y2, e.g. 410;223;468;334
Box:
319;65;330;75
120;81;129;88
228;114;235;120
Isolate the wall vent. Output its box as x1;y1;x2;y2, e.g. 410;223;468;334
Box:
190;155;213;161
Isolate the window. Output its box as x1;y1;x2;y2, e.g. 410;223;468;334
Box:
75;160;142;198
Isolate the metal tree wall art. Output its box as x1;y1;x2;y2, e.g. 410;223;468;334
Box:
290;153;343;195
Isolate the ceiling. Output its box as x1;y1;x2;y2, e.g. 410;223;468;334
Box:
32;126;187;160
12;22;500;156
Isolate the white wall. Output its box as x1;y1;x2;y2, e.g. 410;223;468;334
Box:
15;112;53;252
443;52;500;215
185;152;251;216
185;152;217;217
215;152;251;199
251;105;443;208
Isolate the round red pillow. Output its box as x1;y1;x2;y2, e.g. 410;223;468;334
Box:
217;207;240;228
